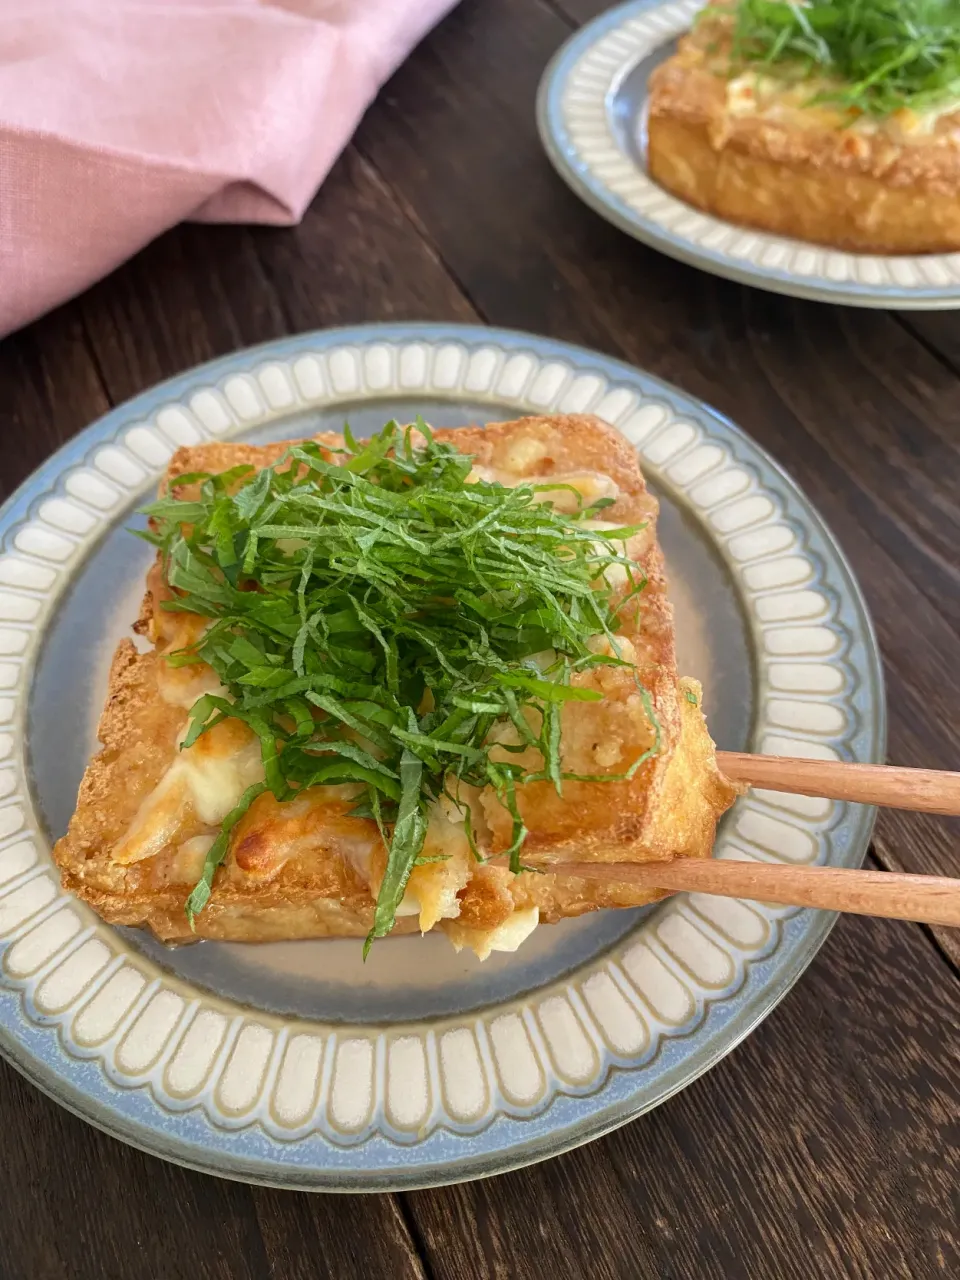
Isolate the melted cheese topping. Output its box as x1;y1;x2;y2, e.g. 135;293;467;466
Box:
176;736;264;826
387;797;473;932
583;518;636;588
444;908;540;962
170;835;216;883
112;722;263;865
112;769;193;866
332;825;382;882
887;99;960;140
469;460;620;513
158;665;227;710
155;612;227;709
725;70;960;143
531;472;619;513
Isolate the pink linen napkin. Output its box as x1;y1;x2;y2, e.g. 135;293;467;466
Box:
0;0;458;337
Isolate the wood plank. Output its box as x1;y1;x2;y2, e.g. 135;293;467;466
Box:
541;0;608;23
0;306;111;500
0;1052;428;1280
77;147;477;407
403;902;960;1280
251;1188;427;1280
0;1058;269;1280
248;148;479;334
896;313;960;377
75;219;287;401
354;0;960;893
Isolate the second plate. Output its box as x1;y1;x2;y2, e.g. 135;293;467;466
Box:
537;0;960;309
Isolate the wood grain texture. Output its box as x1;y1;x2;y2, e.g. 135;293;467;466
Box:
76;147;478;409
875;828;960;973
719;752;960;815
250;1187;427;1280
0;0;958;1276
897;312;960;378
540;0;609;24
0;1055;424;1280
404;904;960;1280
544;857;960;927
0;307;111;501
0;1065;262;1280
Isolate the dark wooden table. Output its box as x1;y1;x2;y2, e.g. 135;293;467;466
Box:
2;2;959;1277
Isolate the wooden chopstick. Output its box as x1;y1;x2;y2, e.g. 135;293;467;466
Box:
501;755;960;926
528;859;960;927
717;752;960;816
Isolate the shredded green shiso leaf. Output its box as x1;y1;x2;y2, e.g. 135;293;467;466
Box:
719;0;960;117
139;421;659;953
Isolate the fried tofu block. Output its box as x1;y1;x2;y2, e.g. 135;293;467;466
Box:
53;414;738;957
648;5;960;255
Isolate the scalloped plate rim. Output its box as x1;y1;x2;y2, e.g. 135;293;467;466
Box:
0;322;886;1191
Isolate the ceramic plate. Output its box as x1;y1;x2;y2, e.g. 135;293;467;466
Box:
538;0;960;309
0;324;883;1190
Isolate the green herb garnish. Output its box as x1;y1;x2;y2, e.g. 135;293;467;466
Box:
141;421;659;953
721;0;960;117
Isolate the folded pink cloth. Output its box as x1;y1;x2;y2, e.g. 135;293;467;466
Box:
0;0;458;337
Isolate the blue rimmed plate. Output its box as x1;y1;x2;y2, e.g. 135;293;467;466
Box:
0;324;883;1190
537;0;960;309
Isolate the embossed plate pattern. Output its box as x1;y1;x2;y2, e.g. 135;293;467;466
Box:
0;325;883;1190
537;0;960;309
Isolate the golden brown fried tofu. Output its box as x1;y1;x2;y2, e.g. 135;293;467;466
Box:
648;5;960;255
53;414;738;957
